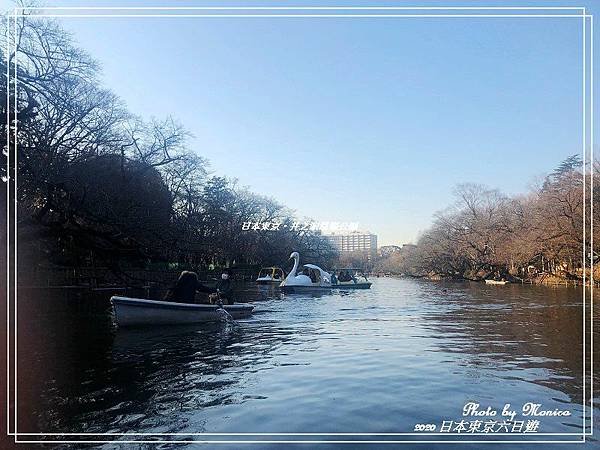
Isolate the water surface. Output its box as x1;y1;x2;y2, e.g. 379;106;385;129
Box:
15;278;600;447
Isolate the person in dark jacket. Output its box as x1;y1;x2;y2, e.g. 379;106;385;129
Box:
338;270;351;282
164;271;212;303
213;269;234;305
330;271;338;285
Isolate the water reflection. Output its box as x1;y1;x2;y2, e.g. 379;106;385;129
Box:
14;278;600;443
420;283;586;404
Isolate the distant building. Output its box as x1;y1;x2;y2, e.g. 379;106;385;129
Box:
325;232;378;261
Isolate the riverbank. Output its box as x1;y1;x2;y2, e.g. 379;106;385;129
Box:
390;272;598;287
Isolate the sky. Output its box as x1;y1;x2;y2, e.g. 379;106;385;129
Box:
34;1;598;245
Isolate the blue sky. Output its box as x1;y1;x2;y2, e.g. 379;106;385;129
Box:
46;2;597;245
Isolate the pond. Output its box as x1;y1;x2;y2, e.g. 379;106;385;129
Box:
13;278;600;448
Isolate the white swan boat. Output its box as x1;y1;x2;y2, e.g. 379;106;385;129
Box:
256;267;286;284
279;252;333;292
111;296;254;327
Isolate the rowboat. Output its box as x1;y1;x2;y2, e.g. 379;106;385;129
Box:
332;282;372;290
111;296;254;327
331;268;372;290
484;279;509;285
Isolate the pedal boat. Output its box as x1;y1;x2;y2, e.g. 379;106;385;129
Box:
256;267;285;284
279;252;334;292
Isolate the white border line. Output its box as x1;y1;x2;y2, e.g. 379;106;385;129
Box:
18;6;590;11
10;14;589;18
5;5;594;445
13;441;589;445
9;432;593;436
12;7;17;441
4;10;10;438
583;10;587;442
590;16;594;434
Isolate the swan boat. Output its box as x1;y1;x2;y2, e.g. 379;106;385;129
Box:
111;296;254;327
256;267;286;284
279;252;334;292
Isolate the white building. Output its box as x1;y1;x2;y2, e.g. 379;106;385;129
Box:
324;232;378;260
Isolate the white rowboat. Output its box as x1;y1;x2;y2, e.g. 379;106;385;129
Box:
484;280;509;285
111;296;254;327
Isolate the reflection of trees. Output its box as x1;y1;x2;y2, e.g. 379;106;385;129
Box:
17;288;116;432
105;323;295;433
17;288;308;434
419;283;593;403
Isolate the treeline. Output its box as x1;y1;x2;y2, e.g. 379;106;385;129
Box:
0;15;337;278
377;156;599;281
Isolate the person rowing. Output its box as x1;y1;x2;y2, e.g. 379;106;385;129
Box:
209;269;234;305
164;271;213;303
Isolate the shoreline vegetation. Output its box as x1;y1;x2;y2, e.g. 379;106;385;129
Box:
1;14;338;289
2;15;597;290
375;158;599;287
